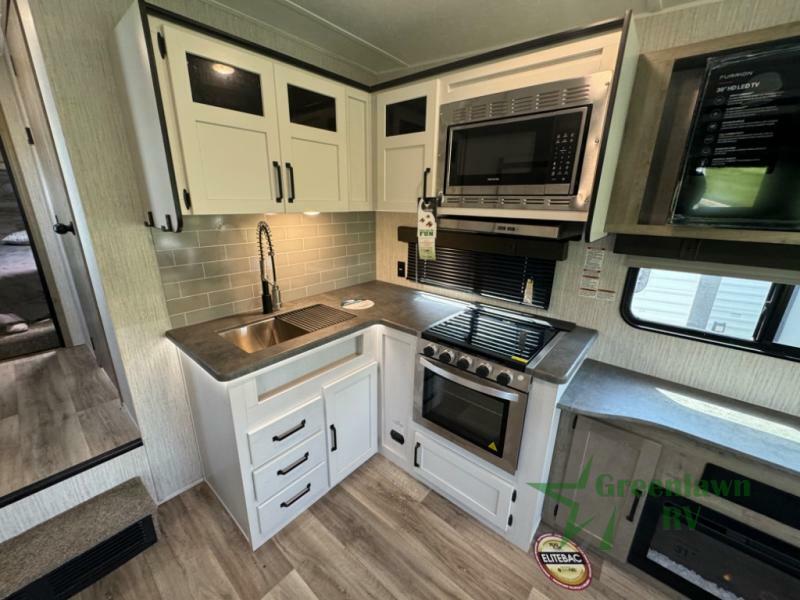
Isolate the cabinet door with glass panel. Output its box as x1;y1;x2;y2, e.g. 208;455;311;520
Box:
274;65;349;213
159;24;284;215
376;80;439;212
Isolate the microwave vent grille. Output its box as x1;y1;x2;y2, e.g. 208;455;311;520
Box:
489;100;508;117
536;90;562;110
549;199;572;207
453;107;468;121
470;104;488;120
564;84;591;104
525;198;546;206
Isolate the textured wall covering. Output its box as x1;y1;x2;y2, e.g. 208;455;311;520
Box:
26;0;202;501
153;212;375;327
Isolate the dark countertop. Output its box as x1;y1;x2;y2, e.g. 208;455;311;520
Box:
166;281;596;384
559;359;800;478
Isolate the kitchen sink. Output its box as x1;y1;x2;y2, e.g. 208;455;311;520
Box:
218;304;356;353
218;317;310;353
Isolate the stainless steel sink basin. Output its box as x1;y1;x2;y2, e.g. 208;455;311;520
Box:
218;304;357;353
218;317;309;353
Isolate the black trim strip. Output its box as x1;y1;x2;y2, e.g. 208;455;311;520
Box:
584;9;632;242
143;2;625;94
0;438;143;509
144;3;370;91
398;226;569;261
620;268;800;364
371;16;627;91
138;0;183;232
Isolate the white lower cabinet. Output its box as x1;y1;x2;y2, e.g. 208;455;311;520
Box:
378;328;416;467
257;461;328;537
324;362;379;486
247;396;324;467
252;431;326;503
412;430;515;532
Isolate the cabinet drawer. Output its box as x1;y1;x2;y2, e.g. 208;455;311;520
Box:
248;396;323;467
252;431;326;503
413;431;514;531
257;461;328;536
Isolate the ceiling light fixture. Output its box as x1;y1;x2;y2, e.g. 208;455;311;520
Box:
212;63;235;76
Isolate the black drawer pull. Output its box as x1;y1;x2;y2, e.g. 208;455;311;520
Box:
330;424;338;452
626;488;643;522
277;452;310;476
272;419;306;442
280;483;311;508
413;442;421;467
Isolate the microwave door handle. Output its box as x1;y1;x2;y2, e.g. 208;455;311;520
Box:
419;356;523;402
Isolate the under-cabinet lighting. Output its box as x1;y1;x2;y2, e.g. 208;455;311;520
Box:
212;63;235;76
303;211;321;216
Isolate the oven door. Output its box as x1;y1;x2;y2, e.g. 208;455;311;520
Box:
444;106;588;198
413;356;527;474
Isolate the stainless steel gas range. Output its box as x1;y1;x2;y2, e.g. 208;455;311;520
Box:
413;305;569;474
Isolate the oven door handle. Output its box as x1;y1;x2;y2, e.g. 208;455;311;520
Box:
419;357;523;402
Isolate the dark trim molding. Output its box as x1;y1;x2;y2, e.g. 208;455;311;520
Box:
0;438;144;509
614;234;800;271
620;268;800;364
144;2;371;91
371;15;627;91
143;2;625;94
398;226;569;261
584;10;632;242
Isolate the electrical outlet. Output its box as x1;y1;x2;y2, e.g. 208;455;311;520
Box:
397;261;406;277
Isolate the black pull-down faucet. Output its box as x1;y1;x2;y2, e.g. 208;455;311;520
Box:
257;220;281;314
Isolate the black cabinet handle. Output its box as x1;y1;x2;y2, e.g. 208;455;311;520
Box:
272;419;306;442
277;452;309;476
413;442;421;467
272;161;283;203
280;483;311;508
286;162;295;203
330;424;338;452
422;166;431;199
626;488;643;522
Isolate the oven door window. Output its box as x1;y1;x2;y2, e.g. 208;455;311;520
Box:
421;368;509;457
447;110;584;189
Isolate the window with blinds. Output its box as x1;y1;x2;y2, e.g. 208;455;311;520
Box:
406;243;555;309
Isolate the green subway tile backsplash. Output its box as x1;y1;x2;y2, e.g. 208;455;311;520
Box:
152;212;376;326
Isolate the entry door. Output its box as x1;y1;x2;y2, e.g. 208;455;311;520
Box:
162;25;283;215
274;65;348;213
323;362;378;486
5;2;118;378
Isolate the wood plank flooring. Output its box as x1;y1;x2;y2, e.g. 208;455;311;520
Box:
0;345;140;500
77;455;678;599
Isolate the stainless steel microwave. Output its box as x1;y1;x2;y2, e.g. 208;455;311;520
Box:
436;72;612;220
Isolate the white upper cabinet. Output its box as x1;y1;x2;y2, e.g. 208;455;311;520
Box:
345;87;372;211
274;66;349;213
160;24;283;215
375;80;439;212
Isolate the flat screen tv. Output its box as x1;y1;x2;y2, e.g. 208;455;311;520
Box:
671;41;800;230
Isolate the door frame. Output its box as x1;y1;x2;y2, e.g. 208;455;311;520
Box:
0;133;63;348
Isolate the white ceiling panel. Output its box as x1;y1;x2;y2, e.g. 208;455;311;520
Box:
209;0;701;82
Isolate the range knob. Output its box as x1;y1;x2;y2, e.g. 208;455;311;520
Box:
439;351;453;364
475;364;491;378
496;371;512;386
423;345;436;357
456;356;471;370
